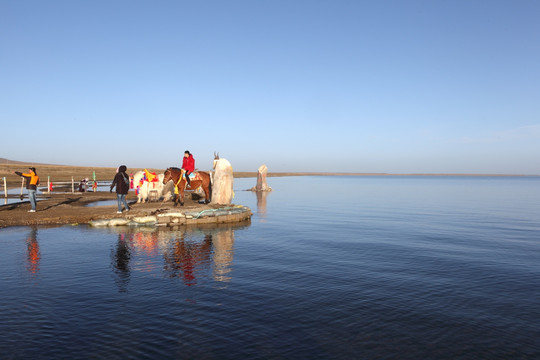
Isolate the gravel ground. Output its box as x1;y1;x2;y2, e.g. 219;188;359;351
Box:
0;191;220;228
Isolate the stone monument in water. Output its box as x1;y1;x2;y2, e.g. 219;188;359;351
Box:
211;154;234;205
250;164;272;192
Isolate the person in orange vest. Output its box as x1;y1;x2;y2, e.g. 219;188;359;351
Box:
14;167;40;212
181;150;195;187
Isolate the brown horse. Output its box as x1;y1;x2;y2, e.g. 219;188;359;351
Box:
163;167;212;206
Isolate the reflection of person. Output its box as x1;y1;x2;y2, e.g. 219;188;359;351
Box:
110;165;131;214
26;227;40;275
112;232;131;293
14;167;40;212
181;150;195;187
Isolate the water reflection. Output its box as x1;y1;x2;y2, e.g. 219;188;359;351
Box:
112;233;131;293
163;233;213;286
133;231;160;257
255;190;269;218
109;223;248;292
213;227;235;282
26;226;40;276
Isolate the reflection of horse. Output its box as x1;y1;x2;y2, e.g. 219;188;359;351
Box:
108;225;244;289
163;167;212;206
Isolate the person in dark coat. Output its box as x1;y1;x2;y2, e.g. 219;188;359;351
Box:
110;165;130;213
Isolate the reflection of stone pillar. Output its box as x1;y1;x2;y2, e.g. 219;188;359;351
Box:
251;164;272;192
256;190;268;217
211;158;234;205
212;228;235;282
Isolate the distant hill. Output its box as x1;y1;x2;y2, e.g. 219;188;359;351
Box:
0;158;61;166
0;158;28;165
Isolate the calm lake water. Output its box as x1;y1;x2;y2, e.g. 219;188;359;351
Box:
1;176;539;359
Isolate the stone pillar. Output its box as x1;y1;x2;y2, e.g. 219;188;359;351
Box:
211;158;234;205
251;164;272;192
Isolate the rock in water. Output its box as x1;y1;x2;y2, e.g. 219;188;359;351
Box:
255;164;271;191
108;218;130;226
89;219;110;227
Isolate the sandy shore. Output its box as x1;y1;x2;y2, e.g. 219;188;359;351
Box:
1;162;536;228
0;190;234;228
0;163;329;228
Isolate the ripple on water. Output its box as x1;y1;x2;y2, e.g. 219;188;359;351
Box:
1;176;539;359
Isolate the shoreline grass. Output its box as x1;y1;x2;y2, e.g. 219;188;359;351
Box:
1;162;537;188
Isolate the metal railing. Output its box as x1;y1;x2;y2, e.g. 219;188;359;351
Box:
2;176;100;197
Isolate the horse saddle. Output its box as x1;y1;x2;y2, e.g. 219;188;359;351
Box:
187;172;201;181
143;169;159;182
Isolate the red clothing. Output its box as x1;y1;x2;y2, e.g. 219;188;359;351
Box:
182;154;195;172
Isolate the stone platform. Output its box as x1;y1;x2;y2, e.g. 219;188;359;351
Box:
89;205;252;228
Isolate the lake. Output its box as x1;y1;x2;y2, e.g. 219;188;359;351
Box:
1;176;539;359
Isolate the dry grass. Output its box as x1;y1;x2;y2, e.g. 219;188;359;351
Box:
0;162;384;187
0;163;259;188
0;164;159;187
3;161;526;189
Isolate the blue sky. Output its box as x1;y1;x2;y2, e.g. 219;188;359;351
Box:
1;0;539;174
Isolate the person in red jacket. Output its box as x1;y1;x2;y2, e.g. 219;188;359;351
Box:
182;150;195;187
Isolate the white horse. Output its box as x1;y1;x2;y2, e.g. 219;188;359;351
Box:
132;171;174;203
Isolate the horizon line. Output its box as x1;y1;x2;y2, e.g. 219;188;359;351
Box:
1;159;538;177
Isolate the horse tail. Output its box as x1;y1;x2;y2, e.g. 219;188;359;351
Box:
208;174;212;202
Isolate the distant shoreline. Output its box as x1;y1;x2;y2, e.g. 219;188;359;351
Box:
0;160;538;184
253;172;539;178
